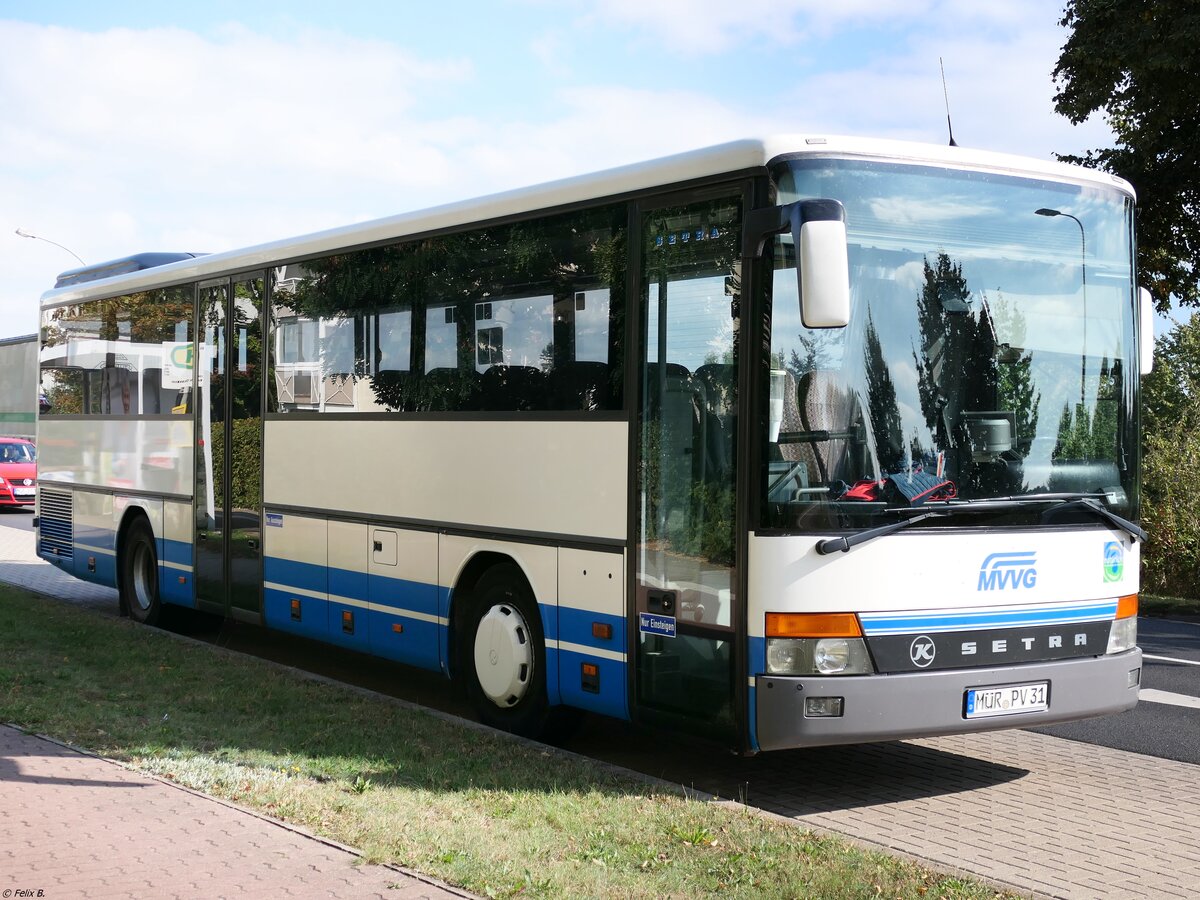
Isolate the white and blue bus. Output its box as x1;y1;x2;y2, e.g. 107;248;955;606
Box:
35;136;1152;752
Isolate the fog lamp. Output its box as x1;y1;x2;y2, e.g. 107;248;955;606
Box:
804;696;844;718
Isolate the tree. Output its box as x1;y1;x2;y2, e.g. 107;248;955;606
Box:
1139;312;1200;597
912;253;994;449
1053;0;1200;310
863;313;903;472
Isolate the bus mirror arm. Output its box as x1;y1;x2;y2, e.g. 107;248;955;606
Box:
744;199;850;329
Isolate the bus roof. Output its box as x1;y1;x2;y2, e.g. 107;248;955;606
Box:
53;253;207;289
40;134;1135;309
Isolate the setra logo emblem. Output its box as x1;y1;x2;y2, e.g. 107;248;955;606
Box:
977;551;1037;591
909;635;936;668
1103;542;1124;583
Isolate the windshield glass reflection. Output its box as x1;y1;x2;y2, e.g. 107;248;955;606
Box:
764;158;1136;532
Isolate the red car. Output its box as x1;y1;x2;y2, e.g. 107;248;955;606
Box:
0;438;36;508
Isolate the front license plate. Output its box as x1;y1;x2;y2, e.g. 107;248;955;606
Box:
13;488;34;497
965;681;1048;719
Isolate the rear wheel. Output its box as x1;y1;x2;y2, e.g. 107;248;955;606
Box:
121;517;161;626
461;564;550;737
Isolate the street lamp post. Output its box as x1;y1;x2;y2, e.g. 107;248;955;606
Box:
14;227;85;267
1035;208;1087;406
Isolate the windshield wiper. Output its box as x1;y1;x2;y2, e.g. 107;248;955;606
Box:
1043;497;1147;543
816;510;948;555
815;492;1146;555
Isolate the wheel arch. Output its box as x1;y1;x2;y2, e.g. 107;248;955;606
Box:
447;550;535;681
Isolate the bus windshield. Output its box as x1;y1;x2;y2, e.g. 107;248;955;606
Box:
763;157;1137;532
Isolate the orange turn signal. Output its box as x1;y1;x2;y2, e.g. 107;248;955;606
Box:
1116;594;1138;620
766;612;862;638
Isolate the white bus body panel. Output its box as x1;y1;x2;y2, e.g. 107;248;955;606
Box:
748;529;1142;750
263;419;627;542
747;529;1139;634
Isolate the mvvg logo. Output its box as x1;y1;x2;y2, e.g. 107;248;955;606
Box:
978;551;1037;591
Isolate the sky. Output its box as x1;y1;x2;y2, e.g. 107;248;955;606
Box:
1;0;1122;339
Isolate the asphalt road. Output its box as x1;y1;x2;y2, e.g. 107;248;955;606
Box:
1033;616;1200;764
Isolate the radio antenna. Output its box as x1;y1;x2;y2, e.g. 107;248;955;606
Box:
940;57;958;147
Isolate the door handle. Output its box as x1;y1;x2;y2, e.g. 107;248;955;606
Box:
247;539;260;550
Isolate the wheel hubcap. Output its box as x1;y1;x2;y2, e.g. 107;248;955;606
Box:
473;603;533;707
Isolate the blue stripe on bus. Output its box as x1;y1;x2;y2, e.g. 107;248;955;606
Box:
556;644;627;719
264;556;445;673
438;586;452;677
73;528;115;554
264;586;329;641
365;607;441;671
71;549;118;588
160;537;193;568
747;636;766;752
557;605;625;656
330;566;369;605
554;605;628;718
71;524;118;588
255;555;632;714
859;601;1118;635
365;570;441;670
370;568;441;619
541;603;562;707
265;556;328;596
158;537;194;608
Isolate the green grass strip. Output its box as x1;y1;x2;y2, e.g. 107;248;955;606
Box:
0;586;1009;899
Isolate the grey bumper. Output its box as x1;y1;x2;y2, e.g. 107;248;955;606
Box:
754;649;1142;751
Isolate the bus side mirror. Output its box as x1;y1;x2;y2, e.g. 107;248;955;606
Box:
797;200;850;329
1139;287;1154;375
745;198;850;329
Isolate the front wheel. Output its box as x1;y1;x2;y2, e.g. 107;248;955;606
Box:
121;517;161;626
461;564;550;738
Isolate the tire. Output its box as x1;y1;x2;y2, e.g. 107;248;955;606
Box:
460;563;550;738
121;517;161;626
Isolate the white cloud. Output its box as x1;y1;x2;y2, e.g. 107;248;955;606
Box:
770;26;1111;160
0;8;1118;339
0;21;477;333
563;0;947;53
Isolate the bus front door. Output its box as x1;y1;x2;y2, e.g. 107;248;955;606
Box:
632;190;745;745
195;274;265;622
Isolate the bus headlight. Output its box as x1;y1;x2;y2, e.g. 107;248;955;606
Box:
814;638;852;674
764;612;873;676
1107;594;1138;654
765;637;873;675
